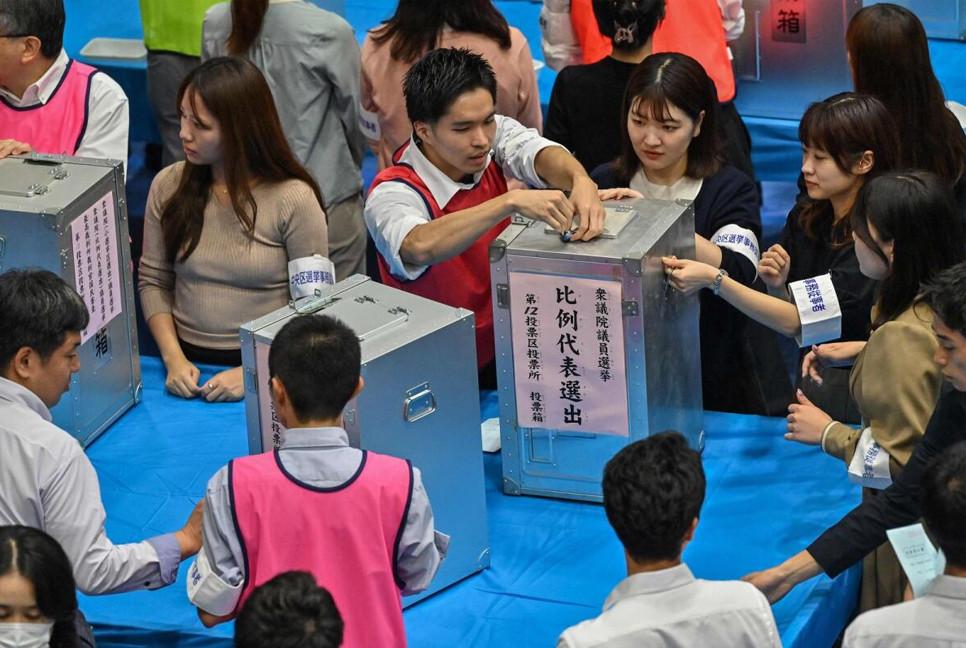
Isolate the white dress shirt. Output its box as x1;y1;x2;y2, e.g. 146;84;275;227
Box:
0;49;129;164
363;114;562;281
557;563;781;648
844;574;966;647
0;377;181;594
190;426;449;615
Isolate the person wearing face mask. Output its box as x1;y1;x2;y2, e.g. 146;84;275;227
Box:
592;52;764;414
668;171;966;610
0;525;92;648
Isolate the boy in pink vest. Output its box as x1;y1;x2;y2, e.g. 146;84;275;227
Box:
364;47;606;388
187;314;448;647
0;0;128;162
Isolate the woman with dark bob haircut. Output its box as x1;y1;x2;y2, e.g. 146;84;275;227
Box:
593;52;764;414
666;93;899;423
139;57;329;403
0;526;89;648
846;3;966;211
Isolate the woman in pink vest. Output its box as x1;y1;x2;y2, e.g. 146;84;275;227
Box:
138;58;329;403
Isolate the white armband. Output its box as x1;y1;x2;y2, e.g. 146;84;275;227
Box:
847;427;893;490
359;106;381;140
788;274;842;347
186;551;243;617
289;255;336;300
710;224;761;272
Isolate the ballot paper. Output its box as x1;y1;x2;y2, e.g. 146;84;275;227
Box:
887;523;947;598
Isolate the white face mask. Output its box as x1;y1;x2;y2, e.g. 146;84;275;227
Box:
0;622;54;648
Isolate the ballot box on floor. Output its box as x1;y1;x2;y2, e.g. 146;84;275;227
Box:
490;200;705;502
239;275;489;605
731;0;862;120
0;154;141;447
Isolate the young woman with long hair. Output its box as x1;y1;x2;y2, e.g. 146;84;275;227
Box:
593;52;763;413
0;526;86;648
361;0;542;170
201;0;368;279
138;57;328;403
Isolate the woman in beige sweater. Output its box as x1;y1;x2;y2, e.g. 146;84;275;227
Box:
784;171;966;609
139;57;328;402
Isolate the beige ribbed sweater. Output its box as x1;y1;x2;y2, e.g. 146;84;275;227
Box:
138;163;328;350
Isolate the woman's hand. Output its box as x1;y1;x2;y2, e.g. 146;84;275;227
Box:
801;341;867;385
164;355;202;399
758;244;792;290
203;366;245;403
597;187;643;201
785;389;832;446
661;256;718;295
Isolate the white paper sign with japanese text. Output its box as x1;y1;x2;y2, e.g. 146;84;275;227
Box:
70;191;122;344
509;272;629;436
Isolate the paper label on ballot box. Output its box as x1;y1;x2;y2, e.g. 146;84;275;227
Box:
509;272;629;436
70;191;123;344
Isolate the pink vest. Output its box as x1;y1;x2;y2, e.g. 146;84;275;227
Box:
0;59;97;155
368;142;510;369
231;449;412;648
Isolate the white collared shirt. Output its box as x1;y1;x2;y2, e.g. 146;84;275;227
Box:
557;563;781;648
0;49;129;164
844;574;966;647
364;114;562;280
0;376;180;594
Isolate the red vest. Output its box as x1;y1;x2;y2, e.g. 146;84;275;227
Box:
369;144;510;369
0;59;98;155
653;0;736;102
231;450;412;648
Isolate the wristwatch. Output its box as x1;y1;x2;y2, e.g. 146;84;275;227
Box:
712;268;729;296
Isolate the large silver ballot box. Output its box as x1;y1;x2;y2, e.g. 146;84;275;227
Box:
490;199;704;502
0;155;141;447
239;275;489;605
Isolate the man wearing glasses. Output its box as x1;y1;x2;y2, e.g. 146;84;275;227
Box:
0;0;128;163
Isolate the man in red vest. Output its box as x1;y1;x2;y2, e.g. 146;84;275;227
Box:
188;314;447;648
0;0;128;162
365;47;605;387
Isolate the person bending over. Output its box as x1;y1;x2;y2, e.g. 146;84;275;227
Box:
188;314;447;648
558;432;780;647
0;269;202;596
0;0;128;162
234;571;343;648
744;261;966;608
843;441;966;647
365;47;605;388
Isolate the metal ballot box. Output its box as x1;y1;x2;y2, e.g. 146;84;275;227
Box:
732;0;862;120
239;275;489;605
490;200;705;502
0;155;141;447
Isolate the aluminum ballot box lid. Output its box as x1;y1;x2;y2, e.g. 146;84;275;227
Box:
239;275;489;605
0;154;141;447
490;199;704;502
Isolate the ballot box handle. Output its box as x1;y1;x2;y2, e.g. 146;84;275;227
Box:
403;382;437;423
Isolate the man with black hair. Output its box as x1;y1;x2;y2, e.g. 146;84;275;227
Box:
365;46;606;387
0;0;128;162
0;269;203;594
235;571;344;648
558;432;779;647
842;442;966;646
746;260;966;605
188;314;447;648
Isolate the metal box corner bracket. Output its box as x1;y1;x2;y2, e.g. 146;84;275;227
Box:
240;277;489;606
0;155;140;447
491;198;704;502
